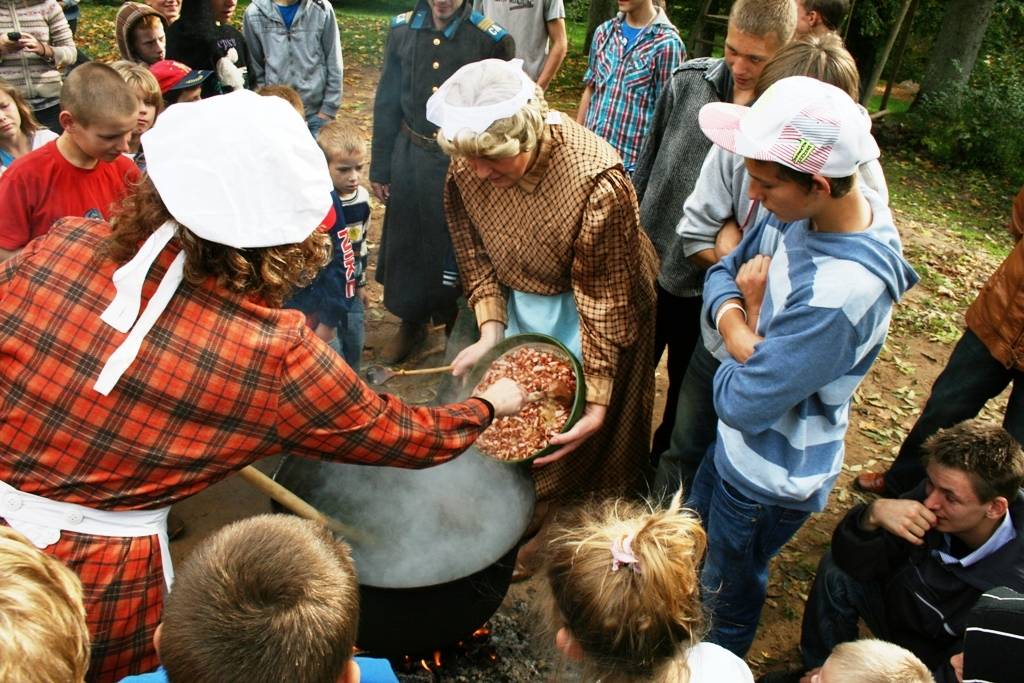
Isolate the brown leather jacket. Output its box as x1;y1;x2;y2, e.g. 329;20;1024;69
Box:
965;185;1024;369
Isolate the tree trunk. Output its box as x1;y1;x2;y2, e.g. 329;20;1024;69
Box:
915;0;997;105
585;0;616;54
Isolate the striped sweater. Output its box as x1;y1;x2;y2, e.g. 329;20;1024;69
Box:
702;187;918;511
0;0;76;109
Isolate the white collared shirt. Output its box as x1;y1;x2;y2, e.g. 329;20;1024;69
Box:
934;512;1016;568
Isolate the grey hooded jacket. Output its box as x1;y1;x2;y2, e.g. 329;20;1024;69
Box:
243;0;343;118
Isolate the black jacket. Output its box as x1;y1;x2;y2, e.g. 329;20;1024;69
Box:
370;0;514;184
832;485;1024;671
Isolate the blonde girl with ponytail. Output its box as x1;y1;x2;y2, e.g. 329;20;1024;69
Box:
542;491;754;683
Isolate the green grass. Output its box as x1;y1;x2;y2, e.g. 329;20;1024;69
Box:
866;92;911;115
546;20;588;112
883;146;1017;259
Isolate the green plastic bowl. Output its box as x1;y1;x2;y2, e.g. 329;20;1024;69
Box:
463;333;586;465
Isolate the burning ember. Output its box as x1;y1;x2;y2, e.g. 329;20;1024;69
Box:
386;622;499;681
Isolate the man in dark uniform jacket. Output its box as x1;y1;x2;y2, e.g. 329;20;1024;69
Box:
371;0;514;363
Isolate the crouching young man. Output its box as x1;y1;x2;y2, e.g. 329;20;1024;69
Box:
796;419;1024;681
686;75;918;657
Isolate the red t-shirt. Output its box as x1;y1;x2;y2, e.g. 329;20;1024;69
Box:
0;140;140;250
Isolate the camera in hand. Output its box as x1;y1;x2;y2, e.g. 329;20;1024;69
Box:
6;32;21;41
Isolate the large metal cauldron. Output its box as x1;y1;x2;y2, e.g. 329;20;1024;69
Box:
272;334;585;654
272;441;535;654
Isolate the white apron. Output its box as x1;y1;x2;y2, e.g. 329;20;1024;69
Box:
0;478;174;591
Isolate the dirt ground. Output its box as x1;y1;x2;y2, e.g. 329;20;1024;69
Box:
169;65;1010;681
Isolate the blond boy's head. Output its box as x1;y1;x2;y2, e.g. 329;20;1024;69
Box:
724;0;798;98
159;515;360;683
729;0;798;48
110;60;163;148
110;60;163;112
815;640;933;683
317;121;367;196
0;527;90;683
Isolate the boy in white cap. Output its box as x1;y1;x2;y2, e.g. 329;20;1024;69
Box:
685;75;918;657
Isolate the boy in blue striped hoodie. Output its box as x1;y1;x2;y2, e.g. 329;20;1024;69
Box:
687;76;918;657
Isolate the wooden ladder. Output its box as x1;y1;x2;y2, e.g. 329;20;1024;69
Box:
687;0;730;58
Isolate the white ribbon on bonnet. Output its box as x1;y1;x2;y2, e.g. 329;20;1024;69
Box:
91;90;334;395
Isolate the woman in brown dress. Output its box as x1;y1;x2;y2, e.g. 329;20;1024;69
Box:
430;58;658;508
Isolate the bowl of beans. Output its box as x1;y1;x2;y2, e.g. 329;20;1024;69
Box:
467;333;585;464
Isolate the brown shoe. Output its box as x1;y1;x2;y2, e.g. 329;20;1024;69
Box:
854;471;888;495
380;321;427;364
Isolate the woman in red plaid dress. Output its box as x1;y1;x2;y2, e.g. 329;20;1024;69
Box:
0;91;526;682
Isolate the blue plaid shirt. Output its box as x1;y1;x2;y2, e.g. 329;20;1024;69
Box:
582;11;685;173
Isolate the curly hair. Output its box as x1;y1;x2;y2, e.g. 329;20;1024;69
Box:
923;419;1024;502
542;490;708;683
105;177;330;307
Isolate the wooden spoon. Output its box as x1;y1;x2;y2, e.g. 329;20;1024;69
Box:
364;363;454;386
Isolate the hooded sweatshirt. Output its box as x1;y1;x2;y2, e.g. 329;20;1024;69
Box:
115;2;166;63
702;186;919;511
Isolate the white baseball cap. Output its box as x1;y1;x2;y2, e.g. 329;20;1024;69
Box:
698;75;880;177
94;90;335;395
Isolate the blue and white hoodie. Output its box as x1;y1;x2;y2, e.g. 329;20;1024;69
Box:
702;186;918;511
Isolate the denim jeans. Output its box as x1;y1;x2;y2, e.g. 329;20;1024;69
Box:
686;456;811;657
653;341;720;501
800;551;888;667
885;328;1024;494
306;114;330;139
329;297;365;372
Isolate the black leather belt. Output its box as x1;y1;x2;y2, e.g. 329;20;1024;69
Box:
401;120;438;149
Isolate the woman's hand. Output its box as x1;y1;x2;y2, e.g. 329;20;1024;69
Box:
536;402;607;466
451;320;504;377
18;33;47;58
0;34;19;55
474;377;526;418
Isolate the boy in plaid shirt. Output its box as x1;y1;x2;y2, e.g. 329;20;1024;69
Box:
576;0;684;174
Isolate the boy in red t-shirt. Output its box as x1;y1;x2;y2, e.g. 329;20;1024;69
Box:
0;63;140;261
